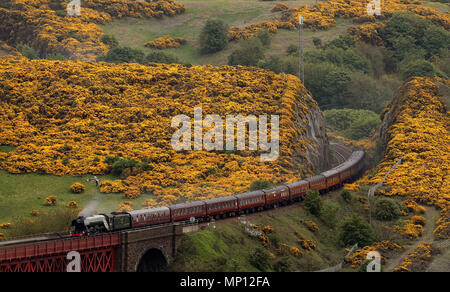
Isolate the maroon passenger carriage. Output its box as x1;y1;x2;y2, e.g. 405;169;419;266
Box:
285;180;309;202
168;201;207;222
128;207;171;228
235;190;266;213
204;196;238;219
263;185;289;207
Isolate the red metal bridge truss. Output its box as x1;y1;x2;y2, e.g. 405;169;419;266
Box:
0;233;120;272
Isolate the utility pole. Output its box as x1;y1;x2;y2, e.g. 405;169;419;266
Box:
298;15;304;84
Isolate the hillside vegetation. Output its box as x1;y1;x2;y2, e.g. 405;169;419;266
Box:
358;77;449;239
0;57;323;207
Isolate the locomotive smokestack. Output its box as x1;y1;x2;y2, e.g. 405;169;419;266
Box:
78;199;99;218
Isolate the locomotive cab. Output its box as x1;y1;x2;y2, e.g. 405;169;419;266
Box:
71;216;87;237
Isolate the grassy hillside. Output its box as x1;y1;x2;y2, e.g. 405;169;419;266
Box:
0;170;156;229
100;0;355;65
166;187;410;272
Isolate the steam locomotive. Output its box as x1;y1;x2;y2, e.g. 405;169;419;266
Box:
72;150;365;236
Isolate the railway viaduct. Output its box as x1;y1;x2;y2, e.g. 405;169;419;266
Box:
0;223;185;272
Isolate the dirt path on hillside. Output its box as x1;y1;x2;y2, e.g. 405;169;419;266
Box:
384;206;440;272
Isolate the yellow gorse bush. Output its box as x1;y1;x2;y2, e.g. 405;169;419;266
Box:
298;239;316;252
0;58;320;204
0;223;11;229
393;243;439;272
117;201;134;212
66;201;79;208
70;182;86;193
43;196;58;206
305;220;319;232
348;240;405;268
145;36;187;49
31;210;40;216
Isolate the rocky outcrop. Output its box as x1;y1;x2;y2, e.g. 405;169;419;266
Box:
300;94;330;172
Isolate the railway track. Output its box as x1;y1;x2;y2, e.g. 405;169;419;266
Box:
330;142;353;167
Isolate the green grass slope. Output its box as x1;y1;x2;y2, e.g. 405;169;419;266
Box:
100;0;354;65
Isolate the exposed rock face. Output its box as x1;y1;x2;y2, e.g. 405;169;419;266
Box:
301;94;330;172
294;94;331;173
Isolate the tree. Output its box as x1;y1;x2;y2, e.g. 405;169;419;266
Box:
328;34;355;50
422;25;450;59
199;19;228;54
258;55;297;75
399;59;443;80
340;214;374;247
305;190;322;216
347;73;395;112
374;198;401;221
304;62;351;109
228;38;265;66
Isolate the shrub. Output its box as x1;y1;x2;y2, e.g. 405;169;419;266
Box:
16;43;38;59
101;35;119;48
273;259;291;272
250;180;274;191
111;158;139;175
286;44;298;55
305;221;319;232
145;36;187;49
66;201;79;208
199;19;228;54
43;196;58;206
341;190;352;203
117;201;134;212
320;200;340;227
312;37;322;48
123;187;141;199
0;223;11;229
256;30;271;47
31;210;40;217
374;198;401;221
70;182;85;193
249;247;271;271
145;51;179;64
304;190;322;216
101;46;145;64
340;214;374;247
